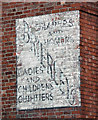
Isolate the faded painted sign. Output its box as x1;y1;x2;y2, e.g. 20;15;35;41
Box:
16;10;81;110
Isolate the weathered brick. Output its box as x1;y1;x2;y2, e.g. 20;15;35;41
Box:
1;2;97;119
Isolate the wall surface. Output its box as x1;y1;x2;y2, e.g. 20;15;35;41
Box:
16;10;81;110
0;1;2;119
1;1;97;119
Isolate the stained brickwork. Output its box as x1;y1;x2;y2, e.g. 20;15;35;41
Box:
1;2;97;119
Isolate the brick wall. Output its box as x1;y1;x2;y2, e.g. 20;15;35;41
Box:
80;3;97;118
0;1;2;119
1;2;97;119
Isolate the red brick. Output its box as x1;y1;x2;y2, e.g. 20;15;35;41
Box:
52;9;59;13
46;6;54;10
54;5;62;9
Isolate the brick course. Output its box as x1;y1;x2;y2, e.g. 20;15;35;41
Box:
1;1;97;119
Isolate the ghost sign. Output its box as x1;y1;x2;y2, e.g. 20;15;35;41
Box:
16;10;81;110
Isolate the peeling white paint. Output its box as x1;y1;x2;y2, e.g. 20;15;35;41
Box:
16;10;81;110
